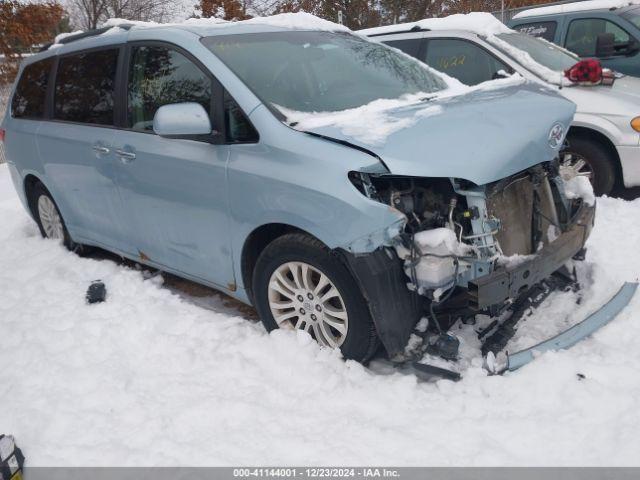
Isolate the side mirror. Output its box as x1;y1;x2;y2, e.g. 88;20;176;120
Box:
595;33;616;58
153;103;214;140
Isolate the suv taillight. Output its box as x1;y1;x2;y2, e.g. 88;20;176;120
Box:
0;128;5;143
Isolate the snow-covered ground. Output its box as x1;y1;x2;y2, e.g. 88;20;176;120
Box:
1;162;640;466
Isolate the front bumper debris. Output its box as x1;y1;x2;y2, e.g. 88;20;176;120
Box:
496;282;638;373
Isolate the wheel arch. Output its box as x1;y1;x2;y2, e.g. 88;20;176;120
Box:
241;223;330;303
23;173;48;219
567;125;623;181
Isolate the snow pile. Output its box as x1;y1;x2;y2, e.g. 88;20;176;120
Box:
514;0;640;19
412;228;469;256
184;12;351;32
1;165;640;465
236;12;350;32
487;35;569;86
361;12;512;37
278;73;524;145
497;253;536;269
564;175;597;206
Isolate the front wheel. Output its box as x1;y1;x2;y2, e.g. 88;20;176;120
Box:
252;233;379;363
561;137;617;196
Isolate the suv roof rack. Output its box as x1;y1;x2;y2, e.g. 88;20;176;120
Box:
39;23;135;52
367;25;430;37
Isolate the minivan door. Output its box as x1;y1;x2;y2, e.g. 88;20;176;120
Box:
37;47;128;250
112;43;234;288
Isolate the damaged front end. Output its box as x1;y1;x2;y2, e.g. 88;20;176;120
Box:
343;159;633;377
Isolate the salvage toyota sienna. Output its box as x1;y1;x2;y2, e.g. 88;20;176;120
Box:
1;14;594;369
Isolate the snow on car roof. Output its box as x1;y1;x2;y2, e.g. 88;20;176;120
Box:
359;12;512;37
48;12;350;49
513;0;640;20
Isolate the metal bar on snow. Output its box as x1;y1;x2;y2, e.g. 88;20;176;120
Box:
506;282;638;371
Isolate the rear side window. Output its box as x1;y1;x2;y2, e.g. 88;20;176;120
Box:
423;39;510;86
513;21;558;42
54;49;119;125
12;58;53;119
128;45;212;132
384;39;422;57
566;18;631;56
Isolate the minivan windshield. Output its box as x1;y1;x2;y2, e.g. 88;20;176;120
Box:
203;31;447;114
494;32;579;72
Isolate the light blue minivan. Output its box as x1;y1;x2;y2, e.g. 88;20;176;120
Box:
0;16;593;364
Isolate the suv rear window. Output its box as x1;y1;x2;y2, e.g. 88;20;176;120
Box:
12;58;53;119
54;48;119;125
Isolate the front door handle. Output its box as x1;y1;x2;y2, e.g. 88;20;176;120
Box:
115;149;136;163
92;145;110;154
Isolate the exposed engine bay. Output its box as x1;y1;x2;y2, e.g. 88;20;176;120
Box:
349;160;596;376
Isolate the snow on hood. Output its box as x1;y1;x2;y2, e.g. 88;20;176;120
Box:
278;74;525;146
287;81;576;186
513;0;640;19
360;12;512;37
48;12;349;49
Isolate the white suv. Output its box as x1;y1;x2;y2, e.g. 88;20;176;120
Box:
362;13;640;195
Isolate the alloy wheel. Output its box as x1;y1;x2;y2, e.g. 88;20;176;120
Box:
37;195;64;240
267;261;349;348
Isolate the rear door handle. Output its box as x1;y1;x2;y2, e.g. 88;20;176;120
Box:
115;149;136;163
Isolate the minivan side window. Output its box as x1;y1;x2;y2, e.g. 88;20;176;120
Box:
423;39;510;86
12;58;53;119
128;45;212;132
566;18;631;57
513;21;558;42
54;49;119;125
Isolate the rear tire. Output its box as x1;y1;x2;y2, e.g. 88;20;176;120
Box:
562;136;617;196
252;233;379;363
29;182;81;252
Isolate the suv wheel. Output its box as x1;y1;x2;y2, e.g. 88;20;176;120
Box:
252;233;379;363
561;137;617;196
30;183;79;251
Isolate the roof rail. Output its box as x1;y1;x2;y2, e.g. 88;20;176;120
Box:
367;25;430;37
39;23;135;52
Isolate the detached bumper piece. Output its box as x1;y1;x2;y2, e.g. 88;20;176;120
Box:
498;282;638;373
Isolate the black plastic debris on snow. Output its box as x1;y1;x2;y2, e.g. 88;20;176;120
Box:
86;280;107;304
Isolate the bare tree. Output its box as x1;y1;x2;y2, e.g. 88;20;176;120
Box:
68;0;180;30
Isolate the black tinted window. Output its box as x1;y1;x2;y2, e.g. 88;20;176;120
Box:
12;58;53;119
566;18;631;57
224;90;258;143
513;22;558;42
384;39;422;57
423;39;510;86
54;49;119;125
128;46;212;132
